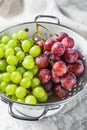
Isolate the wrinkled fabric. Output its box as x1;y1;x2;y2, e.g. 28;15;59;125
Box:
0;0;87;38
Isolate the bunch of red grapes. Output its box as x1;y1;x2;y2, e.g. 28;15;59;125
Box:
35;32;84;99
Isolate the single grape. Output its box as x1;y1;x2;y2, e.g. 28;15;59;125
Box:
51;42;65;56
36;40;44;49
44;51;51;58
52;70;61;83
12;95;17;101
15;86;27;98
53;83;68;99
7;39;17;48
22;58;35;69
38;69;51;84
68;59;84;76
7;55;18;65
0;48;4;58
17;30;26;40
0;60;7;71
32;86;46;99
2;35;10;44
29;45;41;57
16;51;25;61
2;72;10;82
0;44;5;51
0;82;8;91
27;38;34;46
25;95;37;104
23;71;33;79
63;48;78;63
17;98;25;103
57;32;68;42
62;37;74;48
35;54;48;69
22;40;32;52
49;53;61;62
38;92;48;102
11;71;22;83
53;61;67;76
43;80;53;92
14;46;22;53
61;72;77;90
30;65;39;76
12;33;18;40
6;65;16;73
5;48;14;57
16;67;25;75
44;38;55;51
20;78;31;88
6;84;17;95
31;78;40;88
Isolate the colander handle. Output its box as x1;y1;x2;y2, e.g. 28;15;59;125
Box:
8;102;64;121
34;15;60;25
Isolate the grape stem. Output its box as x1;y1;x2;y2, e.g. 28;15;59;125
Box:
32;23;53;41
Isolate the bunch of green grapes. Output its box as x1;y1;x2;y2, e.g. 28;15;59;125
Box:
0;30;48;104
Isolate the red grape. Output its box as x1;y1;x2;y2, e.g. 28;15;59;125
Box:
68;59;84;76
61;72;77;90
62;37;74;48
57;32;68;42
52;70;61;83
36;40;44;49
51;42;65;56
53;83;67;99
44;38;55;51
63;48;78;63
44;51;51;58
38;69;51;84
49;53;61;62
43;80;53;92
35;54;48;69
53;61;67;76
75;49;83;59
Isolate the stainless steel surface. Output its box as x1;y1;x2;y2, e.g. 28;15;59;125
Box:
0;15;87;120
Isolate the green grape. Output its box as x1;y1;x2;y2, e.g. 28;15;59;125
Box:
27;38;34;46
31;78;40;88
20;78;31;88
12;33;18;40
2;72;10;82
0;74;2;82
0;82;8;91
15;86;27;98
0;44;5;50
22;40;32;52
29;45;41;57
6;65;16;73
17;30;26;40
16;67;25;75
30;65;39;76
32;86;46;99
14;46;22;53
11;71;22;83
16;51;25;61
24;55;34;61
6;84;17;95
22;58;35;69
0;48;4;58
0;59;7;71
7;55;18;65
5;48;14;57
12;95;17;101
2;35;10;44
38;92;48;102
25;95;37;104
17;98;25;103
23;71;33;79
7;39;17;48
